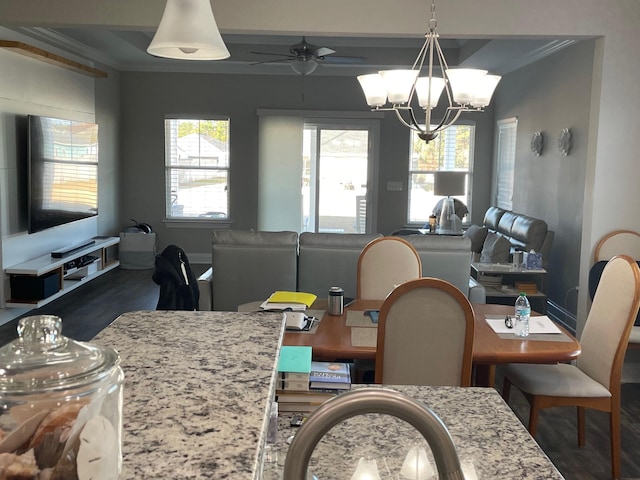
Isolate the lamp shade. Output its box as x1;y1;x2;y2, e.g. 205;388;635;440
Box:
433;171;466;196
415;76;446;109
147;0;230;60
357;73;388;107
379;70;419;104
290;58;318;75
470;74;501;108
445;68;488;105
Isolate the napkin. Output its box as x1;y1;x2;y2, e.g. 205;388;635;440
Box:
485;315;562;334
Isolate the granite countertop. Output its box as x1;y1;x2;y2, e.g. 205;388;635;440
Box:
92;310;285;479
263;385;565;480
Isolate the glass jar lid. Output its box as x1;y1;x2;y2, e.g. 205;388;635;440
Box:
0;315;120;394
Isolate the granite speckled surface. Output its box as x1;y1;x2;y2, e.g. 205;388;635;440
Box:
93;310;285;479
263;386;565;479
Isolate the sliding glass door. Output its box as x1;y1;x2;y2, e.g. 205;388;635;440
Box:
303;121;375;233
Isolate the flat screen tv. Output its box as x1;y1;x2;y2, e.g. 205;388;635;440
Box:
28;115;99;234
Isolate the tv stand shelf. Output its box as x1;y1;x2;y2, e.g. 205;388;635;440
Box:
5;236;120;308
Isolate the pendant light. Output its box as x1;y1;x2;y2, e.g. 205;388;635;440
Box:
147;0;230;60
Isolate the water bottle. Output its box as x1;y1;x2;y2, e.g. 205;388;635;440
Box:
514;292;530;337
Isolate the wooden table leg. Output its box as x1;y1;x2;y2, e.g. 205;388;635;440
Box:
474;364;496;387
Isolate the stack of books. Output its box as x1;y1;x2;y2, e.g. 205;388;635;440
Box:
515;281;538;295
276;350;352;413
309;361;352;391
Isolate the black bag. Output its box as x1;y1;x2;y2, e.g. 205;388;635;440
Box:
152;245;200;311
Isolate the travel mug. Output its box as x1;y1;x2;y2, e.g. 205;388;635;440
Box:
328;286;344;315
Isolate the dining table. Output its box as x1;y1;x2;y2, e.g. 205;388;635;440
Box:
280;299;581;386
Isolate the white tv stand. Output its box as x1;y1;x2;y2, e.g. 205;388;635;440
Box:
5;236;120;308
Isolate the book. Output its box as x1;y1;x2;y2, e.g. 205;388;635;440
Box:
309;380;351;390
277;346;312;374
309;361;351;384
276;390;337;404
278;378;309;391
277;402;321;413
260;291;318;311
268;291;317;307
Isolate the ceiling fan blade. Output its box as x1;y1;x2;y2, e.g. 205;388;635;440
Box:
321;55;367;64
250;51;295;58
250;57;295;66
312;46;336;57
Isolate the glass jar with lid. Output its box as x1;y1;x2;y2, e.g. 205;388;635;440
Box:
0;315;124;479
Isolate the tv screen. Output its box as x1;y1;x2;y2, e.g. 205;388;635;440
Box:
28;115;99;234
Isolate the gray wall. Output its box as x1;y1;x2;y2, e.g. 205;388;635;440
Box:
119;72;495;259
492;39;594;322
119;40;594;323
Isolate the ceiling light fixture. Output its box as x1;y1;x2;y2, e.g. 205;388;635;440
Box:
357;0;501;143
290;58;318;76
147;0;230;61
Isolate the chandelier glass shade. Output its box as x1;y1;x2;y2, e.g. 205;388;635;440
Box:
147;0;230;60
357;0;500;143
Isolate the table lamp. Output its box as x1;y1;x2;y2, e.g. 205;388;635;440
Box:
433;172;466;234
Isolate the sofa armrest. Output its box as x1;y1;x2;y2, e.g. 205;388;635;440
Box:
197;267;213;311
468;277;486;304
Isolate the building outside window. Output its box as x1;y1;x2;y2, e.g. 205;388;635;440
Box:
408;124;474;224
164;117;229;220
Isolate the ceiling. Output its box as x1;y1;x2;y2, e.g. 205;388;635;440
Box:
9;25;576;77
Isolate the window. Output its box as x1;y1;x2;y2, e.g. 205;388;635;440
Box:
408;124;475;224
303;121;375;233
494;118;517;210
164;118;230;220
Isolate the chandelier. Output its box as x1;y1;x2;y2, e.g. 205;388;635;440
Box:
357;0;500;143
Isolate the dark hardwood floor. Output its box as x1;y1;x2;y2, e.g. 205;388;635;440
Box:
1;267;639;480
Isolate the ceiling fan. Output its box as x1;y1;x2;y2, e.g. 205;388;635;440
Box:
250;37;365;75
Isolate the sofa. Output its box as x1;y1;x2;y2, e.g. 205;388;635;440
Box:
464;207;554;267
198;230;485;311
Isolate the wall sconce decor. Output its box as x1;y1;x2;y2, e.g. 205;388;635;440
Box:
530;131;543;156
558;128;572;157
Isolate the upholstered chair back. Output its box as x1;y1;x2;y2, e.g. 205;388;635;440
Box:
578;255;640;389
357;237;421;300
375;278;474;386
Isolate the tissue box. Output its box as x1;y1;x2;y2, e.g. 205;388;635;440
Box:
524;251;543;270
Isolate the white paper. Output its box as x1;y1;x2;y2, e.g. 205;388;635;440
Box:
260;300;306;311
485;315;562;334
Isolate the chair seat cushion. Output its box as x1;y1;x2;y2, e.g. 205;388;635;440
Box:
504;363;611;398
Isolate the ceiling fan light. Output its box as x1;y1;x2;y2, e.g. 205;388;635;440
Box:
147;0;230;61
415;76;446;109
357;73;388;107
379;70;419;104
290;58;318;75
445;68;488;105
470;74;502;108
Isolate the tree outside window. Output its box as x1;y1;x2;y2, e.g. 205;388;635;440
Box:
408;124;474;224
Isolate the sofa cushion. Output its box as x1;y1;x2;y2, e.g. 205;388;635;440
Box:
211;230;298;311
509;215;548;253
483;206;506;231
463;225;489;253
297;232;381;298
404;235;473;295
480;232;511;263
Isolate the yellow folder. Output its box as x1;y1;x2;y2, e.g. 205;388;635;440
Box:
267;291;317;307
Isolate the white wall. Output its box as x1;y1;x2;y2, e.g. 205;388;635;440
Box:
0;27;112;324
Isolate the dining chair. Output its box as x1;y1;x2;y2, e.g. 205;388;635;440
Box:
374;277;475;386
356;236;422;300
502;255;640;480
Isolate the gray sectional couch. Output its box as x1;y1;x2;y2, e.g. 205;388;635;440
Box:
198;230;485;311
